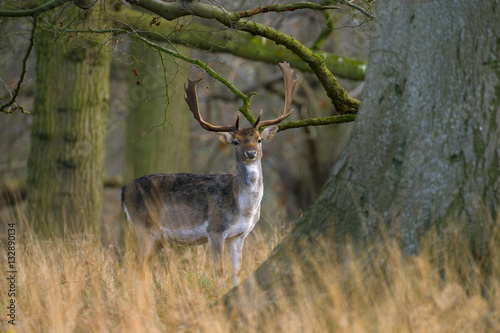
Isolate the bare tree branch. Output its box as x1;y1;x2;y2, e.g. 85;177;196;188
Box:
0;0;70;17
0;14;38;114
338;0;373;19
236;3;339;18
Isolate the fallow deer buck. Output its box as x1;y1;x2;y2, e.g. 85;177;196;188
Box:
121;62;297;287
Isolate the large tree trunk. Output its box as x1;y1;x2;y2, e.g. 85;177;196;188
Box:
124;43;191;181
224;0;500;318
310;0;500;254
26;4;111;237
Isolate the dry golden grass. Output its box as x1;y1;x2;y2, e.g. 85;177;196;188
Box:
1;210;499;332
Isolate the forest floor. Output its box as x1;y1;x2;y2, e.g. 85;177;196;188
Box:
0;201;499;332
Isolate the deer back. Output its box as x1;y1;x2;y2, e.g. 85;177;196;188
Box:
121;173;241;243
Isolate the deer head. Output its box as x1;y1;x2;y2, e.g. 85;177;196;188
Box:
184;62;298;167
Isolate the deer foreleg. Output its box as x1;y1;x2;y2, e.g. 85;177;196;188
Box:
208;232;225;293
229;236;245;286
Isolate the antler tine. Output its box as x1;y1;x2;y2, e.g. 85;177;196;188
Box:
184;78;240;132
252;111;262;128
255;62;298;128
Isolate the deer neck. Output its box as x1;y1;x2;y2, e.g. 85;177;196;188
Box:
235;159;263;218
235;160;263;195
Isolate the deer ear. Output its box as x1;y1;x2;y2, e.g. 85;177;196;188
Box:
260;126;278;141
216;132;235;144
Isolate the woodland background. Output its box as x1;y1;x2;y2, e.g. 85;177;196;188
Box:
0;0;367;237
1;0;500;332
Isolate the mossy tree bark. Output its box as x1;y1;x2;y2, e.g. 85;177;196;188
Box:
224;0;500;315
124;43;191;182
26;3;111;237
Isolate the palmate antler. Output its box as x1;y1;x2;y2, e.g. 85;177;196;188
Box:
184;62;297;132
253;62;298;128
184;78;240;132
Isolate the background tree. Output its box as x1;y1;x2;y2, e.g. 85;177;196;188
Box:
124;43;191;181
25;2;111;237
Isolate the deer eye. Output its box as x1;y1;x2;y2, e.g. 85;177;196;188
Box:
257;138;262;143
233;140;239;146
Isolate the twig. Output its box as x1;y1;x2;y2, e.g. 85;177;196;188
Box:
339;0;373;19
0;15;38;114
0;0;71;17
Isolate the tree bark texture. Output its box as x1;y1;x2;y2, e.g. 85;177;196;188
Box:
317;0;500;254
224;0;500;317
26;4;111;237
124;43;191;181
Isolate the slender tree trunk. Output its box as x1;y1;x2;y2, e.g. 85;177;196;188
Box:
224;0;500;316
26;5;111;237
124;43;191;182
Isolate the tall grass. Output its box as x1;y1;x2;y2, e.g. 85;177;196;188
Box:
1;209;499;332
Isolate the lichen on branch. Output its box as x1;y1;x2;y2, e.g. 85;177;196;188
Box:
278;114;357;132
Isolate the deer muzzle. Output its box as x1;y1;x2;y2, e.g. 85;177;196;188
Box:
245;150;257;159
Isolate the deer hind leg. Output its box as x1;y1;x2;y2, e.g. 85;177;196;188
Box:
208;232;225;293
229;236;245;286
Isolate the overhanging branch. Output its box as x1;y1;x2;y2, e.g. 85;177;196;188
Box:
236;3;339;18
60;27;357;129
115;7;366;80
126;0;360;114
277;114;356;132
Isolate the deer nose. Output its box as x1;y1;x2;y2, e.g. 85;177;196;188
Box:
245;150;257;159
